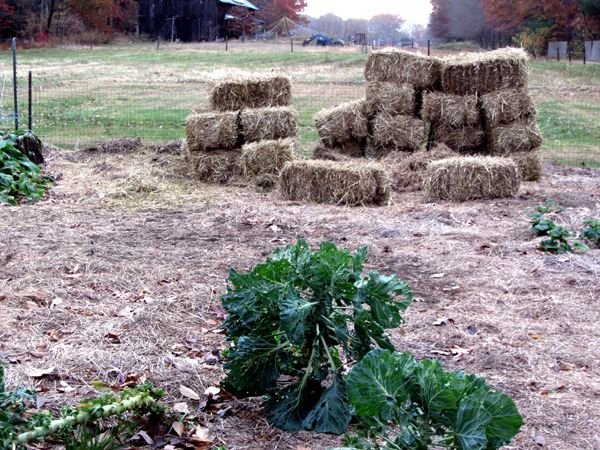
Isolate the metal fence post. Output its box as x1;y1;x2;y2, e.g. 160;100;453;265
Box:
226;35;228;51
12;37;18;131
556;47;560;62
291;38;293;53
427;40;431;56
28;71;32;131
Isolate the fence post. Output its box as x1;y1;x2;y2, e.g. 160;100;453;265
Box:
12;37;18;131
427;40;430;56
291;38;293;53
556;47;560;62
226;35;228;51
28;71;32;132
156;36;160;51
583;46;586;65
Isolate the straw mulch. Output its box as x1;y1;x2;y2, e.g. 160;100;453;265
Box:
313;141;365;159
312;144;355;162
365;82;416;116
187;149;242;183
382;143;458;192
82;137;144;154
240;107;298;143
440;47;528;96
431;123;486;153
240;138;298;179
210;75;292;111
488;119;543;155
364;48;442;90
279;159;391;206
185;111;239;152
424;156;521;201
371;113;428;152
510;150;543;181
314;100;369;147
480;87;537;128
421;92;480;127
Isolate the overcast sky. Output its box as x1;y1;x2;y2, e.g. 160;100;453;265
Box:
303;0;432;25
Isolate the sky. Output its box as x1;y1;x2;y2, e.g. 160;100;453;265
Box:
303;0;432;25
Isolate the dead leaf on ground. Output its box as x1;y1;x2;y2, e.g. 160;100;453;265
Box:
172;421;184;436
25;367;58;379
179;385;200;401
173;402;190;414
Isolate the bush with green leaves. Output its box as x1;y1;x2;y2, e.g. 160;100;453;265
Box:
344;349;523;450
221;240;413;434
528;202;588;254
580;218;600;247
0;131;48;205
0;363;164;450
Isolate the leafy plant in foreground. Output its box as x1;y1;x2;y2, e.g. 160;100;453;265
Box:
221;240;412;434
528;202;588;254
580;218;600;247
345;349;523;450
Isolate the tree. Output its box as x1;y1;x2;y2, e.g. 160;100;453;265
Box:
368;14;404;45
254;0;307;25
0;0;15;38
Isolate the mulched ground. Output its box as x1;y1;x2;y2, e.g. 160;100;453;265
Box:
1;146;598;450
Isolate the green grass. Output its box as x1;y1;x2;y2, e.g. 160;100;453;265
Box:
530;60;600;82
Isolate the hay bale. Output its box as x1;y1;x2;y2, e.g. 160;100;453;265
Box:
421;92;480;127
188;149;242;183
488;119;543;155
372;112;428;152
480;87;536;127
510;150;542;181
365;82;416;116
279;160;390;206
185;112;239;152
241;107;298;143
365;49;442;90
210;75;292;111
83;137;144;154
382;143;458;192
313;142;363;160
240;138;298;179
431;123;486;153
440;48;528;96
424;156;520;201
314;100;369;147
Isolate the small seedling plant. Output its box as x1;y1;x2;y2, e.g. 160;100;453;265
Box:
343;349;523;450
220;240;412;434
528;201;588;254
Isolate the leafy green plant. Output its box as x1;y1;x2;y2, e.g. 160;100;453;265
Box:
221;240;412;434
528;202;588;254
580;218;600;247
344;349;523;450
0;132;49;205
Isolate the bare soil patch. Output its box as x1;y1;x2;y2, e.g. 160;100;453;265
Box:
1;147;599;449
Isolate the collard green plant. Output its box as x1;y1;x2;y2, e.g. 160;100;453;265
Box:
528;203;588;254
221;240;412;434
345;349;523;450
580;218;600;247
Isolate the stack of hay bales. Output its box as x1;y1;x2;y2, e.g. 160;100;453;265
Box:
185;76;298;186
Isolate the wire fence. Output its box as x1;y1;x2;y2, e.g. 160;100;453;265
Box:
1;40;599;167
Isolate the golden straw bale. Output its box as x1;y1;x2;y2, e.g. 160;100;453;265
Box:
440;47;528;96
314;100;369;147
431;123;486;153
279;159;391;206
424;156;520;202
382;143;458;192
510;150;543;181
240;138;298;179
185;111;239;152
241;107;298;143
480;87;537;127
372;112;428;152
365;82;416;116
422;92;480;127
365;48;442;90
488;119;543;155
188;149;242;183
210;75;292;111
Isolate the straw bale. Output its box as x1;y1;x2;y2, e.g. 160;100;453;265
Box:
83;137;143;154
313;142;363;160
431;123;486;153
440;47;528;96
488;119;543;155
480;87;537;127
210;75;292;111
279;160;390;206
372;112;428;152
314;100;369;147
188;149;241;184
422;92;480;127
424;156;520;202
240;138;298;179
241;107;298;143
185;111;239;152
382;143;458;192
365;82;416;116
510;150;543;181
365;49;442;90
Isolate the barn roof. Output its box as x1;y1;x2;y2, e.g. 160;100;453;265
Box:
218;0;259;10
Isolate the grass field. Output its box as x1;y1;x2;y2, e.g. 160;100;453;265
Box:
0;41;599;166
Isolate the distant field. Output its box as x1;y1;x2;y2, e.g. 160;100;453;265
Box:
0;41;598;166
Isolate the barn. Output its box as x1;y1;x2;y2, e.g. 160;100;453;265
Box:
138;0;259;42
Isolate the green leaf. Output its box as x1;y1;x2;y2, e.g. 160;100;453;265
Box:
357;272;412;328
279;290;316;345
482;391;523;449
347;349;416;426
265;381;323;432
453;397;490;450
301;378;351;434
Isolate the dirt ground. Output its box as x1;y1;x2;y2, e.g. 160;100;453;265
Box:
1;145;599;450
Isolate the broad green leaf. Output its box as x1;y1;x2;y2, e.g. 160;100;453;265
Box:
265;381;323;432
482;391;523;449
301;379;351;434
357;272;412;328
454;397;490;450
279;290;316;345
347;349;416;426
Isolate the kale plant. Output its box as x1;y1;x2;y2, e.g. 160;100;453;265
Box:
528;203;588;254
221;240;412;434
580;218;600;247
